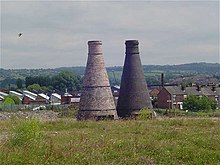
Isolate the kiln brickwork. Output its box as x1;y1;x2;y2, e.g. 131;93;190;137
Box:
77;41;118;120
116;40;152;117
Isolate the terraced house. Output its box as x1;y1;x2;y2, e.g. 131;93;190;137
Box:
157;85;220;109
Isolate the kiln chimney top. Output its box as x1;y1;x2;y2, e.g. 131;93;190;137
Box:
125;40;139;45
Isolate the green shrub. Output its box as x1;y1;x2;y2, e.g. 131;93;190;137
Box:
136;108;153;120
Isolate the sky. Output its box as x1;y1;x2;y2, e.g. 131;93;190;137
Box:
1;0;219;69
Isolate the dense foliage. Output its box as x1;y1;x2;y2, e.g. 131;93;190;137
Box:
183;95;217;112
3;97;15;105
25;71;82;92
27;84;45;93
3;95;21;105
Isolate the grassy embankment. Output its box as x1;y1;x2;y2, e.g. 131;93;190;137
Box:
0;116;219;165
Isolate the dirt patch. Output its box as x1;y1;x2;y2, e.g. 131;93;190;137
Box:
0;110;59;121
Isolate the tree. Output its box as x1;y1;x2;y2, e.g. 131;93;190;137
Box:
4;95;21;104
183;95;217;112
3;97;15;105
25;71;82;92
52;71;82;92
25;76;52;88
27;84;42;93
16;78;23;89
145;75;161;86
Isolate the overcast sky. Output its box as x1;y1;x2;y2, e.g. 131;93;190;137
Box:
1;0;219;69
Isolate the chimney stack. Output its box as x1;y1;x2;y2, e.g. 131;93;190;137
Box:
116;40;152;117
212;86;216;92
77;41;118;120
181;83;186;92
161;73;164;88
197;85;201;92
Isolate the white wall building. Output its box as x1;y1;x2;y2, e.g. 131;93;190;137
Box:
50;93;61;105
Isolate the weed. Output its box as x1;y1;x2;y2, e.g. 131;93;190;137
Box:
136;108;153;120
10;119;42;147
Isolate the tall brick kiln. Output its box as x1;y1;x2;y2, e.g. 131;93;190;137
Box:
77;41;118;120
116;40;152;117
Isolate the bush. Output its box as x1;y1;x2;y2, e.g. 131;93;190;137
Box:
136;108;153;120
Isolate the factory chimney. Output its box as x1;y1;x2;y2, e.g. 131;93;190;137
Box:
161;73;164;88
77;41;118;120
116;40;152;117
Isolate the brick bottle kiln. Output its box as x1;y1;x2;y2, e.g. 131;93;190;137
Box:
77;41;118;120
116;40;152;117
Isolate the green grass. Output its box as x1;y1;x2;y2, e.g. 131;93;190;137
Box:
0;118;220;164
155;109;220;118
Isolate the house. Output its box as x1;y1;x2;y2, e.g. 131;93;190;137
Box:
23;90;37;99
184;86;201;96
157;85;220;109
60;90;81;106
149;88;160;98
201;86;217;101
70;97;80;107
9;91;23;101
157;86;185;109
213;87;220;108
185;86;217;101
61;91;73;104
70;97;80;103
35;93;50;104
50;93;61;105
149;88;161;108
0;91;8;102
22;94;36;104
0;95;4;103
22;90;37;104
0;91;8;98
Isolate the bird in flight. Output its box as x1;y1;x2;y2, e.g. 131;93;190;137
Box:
18;33;22;37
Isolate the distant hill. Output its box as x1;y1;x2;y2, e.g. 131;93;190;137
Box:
0;63;219;88
1;62;219;78
143;63;220;74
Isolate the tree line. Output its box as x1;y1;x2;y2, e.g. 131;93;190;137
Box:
25;71;82;93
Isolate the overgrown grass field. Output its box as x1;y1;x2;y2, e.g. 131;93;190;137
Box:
0;118;219;164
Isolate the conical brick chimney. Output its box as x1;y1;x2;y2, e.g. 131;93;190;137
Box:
77;41;118;120
116;40;152;117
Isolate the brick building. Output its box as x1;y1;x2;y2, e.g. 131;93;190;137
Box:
157;85;220;109
157;86;185;109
